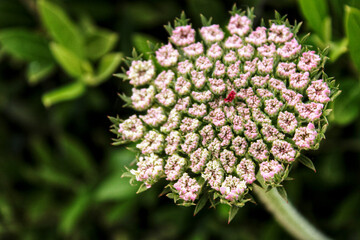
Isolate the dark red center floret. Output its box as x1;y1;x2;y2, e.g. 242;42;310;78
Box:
225;90;237;102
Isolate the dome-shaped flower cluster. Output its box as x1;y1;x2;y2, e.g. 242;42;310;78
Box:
111;7;339;209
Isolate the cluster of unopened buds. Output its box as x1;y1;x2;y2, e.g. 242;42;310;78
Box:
111;7;339;210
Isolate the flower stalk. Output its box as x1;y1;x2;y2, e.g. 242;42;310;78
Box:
253;183;331;240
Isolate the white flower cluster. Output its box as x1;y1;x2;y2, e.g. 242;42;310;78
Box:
112;7;339;209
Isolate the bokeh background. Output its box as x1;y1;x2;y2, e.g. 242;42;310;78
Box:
0;0;360;239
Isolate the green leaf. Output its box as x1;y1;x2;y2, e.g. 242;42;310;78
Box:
95;172;137;202
194;194;208;216
297;154;316;172
59;189;91;234
26;192;52;223
298;0;329;41
108;148;136;171
38;0;84;57
330;89;342;102
136;183;149;194
105;200;136;224
0;196;14;224
228;206;239;223
158;187;171;197
322;17;332;43
329;38;348;62
57;134;96;178
132;33;159;57
42;81;86;107
200;14;212;26
29;136;53;165
36;166;78;190
88;52;122;86
331;192;360;227
305;34;327;49
333;78;360;125
324;109;333;116
0;28;53;62
277;186;288;202
85;30;118;60
345;5;360;72
121;172;133;178
50;42;92;78
27;61;55;85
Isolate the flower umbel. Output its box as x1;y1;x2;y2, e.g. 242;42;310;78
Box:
111;7;339;213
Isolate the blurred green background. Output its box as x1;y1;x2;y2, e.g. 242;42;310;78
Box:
0;0;360;239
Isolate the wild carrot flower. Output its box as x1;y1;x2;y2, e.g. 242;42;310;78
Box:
111;7;339;211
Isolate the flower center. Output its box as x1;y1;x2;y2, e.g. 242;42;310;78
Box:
225;90;236;102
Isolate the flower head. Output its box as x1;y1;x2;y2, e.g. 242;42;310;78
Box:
227;14;252;36
156;43;179;67
200;24;224;43
118;115;144;142
170;25;195;46
127;60;155;87
112;7;339;211
174;173;201;201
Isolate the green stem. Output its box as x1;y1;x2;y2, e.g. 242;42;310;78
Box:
253;185;331;240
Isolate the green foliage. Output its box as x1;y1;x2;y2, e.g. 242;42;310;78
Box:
50;42;92;78
38;0;84;57
298;0;350;62
132;33;159;58
27;61;55;85
298;0;329;41
228;206;239;223
345;5;360;73
331;192;360;228
0;28;57;84
297;154;316;172
276;186;288;202
0;0;122;106
333;78;360;125
37;0;121;104
57;134;97;178
194;193;208;216
95;172;137;202
329;38;348;61
42;81;86;107
92;52;123;85
84;27;118;60
0;28;53;62
59;188;92;235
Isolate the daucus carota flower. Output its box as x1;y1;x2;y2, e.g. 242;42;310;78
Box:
183;42;204;57
127;60;155;87
165;154;187;181
130;153;165;188
200;24;224;43
220;176;247;202
156;43;179;67
130;85;155;111
170;25;195;46
259;160;284;181
111;7;339;214
118;115;144;142
174;173;202;201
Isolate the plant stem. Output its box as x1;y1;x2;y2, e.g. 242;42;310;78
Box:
253;184;331;240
